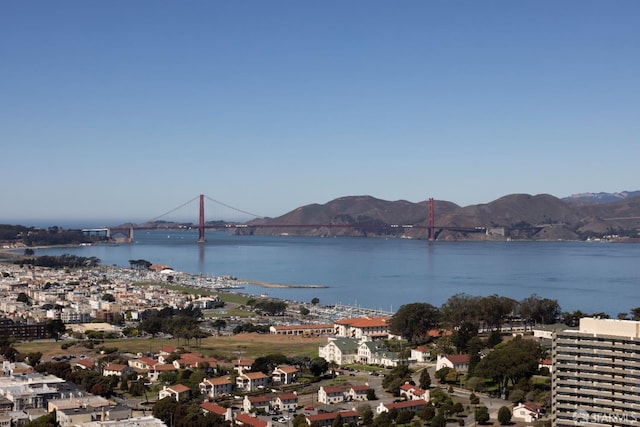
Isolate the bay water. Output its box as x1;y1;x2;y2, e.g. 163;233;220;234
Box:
34;230;639;316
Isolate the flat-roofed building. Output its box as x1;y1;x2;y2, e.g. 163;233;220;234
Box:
552;317;640;427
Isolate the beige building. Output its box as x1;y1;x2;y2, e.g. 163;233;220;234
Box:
552;317;640;427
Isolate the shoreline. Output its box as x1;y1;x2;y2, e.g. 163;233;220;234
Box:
242;279;328;289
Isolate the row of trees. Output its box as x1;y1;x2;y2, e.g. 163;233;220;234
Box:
138;305;209;346
245;298;288;316
389;292;639;344
15;254;101;269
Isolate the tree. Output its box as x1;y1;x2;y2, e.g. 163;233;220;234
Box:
498;406;512;425
153;397;181;425
396;410;414;425
441;293;481;328
23;411;56;427
390;302;440;342
480;295;516;330
311;297;320;305
17;292;30;304
519;294;561;325
419;369;431;389
431;413;447;427
487;330;502;347
46;319;66;341
451;321;478;352
418;403;436;421
252;354;288;374
101;293;115;302
331;414;343;427
309;357;329;377
475;406;490;425
382;364;413;395
435;367;451;384
366;388;377;400
467;336;483;374
475;336;542;397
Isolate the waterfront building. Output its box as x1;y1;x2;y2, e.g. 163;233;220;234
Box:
552;317;640;427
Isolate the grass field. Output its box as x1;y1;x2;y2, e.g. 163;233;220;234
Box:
15;333;325;362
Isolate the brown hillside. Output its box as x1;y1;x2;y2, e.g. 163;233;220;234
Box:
242;194;640;241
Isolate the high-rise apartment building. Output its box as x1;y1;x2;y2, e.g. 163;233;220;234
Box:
552;317;640;426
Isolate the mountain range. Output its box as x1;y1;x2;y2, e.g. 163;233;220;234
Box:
240;191;640;241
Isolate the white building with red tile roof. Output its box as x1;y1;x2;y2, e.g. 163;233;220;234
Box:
376;399;428;415
200;401;232;422
399;383;430;401
158;384;191;402
274;392;298;413
236;371;269;392
235;413;269;427
234;358;254;374
128;357;158;371
147;363;177;382
513;401;542;423
306;410;360;427
102;363;131;377
269;323;333;336
242;395;271;414
436;354;470;372
271;365;298;384
199;377;233;398
334;316;391;340
410;345;430;363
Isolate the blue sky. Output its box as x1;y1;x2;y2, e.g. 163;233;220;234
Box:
2;1;639;226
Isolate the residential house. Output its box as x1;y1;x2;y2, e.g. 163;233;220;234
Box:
538;358;553;374
147;364;177;382
306;410;360;427
399;383;430;401
345;385;370;402
102;364;132;378
199;377;233;399
435;354;469;373
242;395;271;414
236;372;269;392
128;357;158;371
410;346;430;363
235;413;269;427
74;359;95;371
234;359;254;375
376;399;428;415
318;338;359;365
200;401;233;422
274;393;298;413
513;402;543;423
158;384;191;402
317;386;347;405
271;365;298;385
173;353;217;371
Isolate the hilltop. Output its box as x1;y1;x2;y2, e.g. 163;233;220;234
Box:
244;193;640;241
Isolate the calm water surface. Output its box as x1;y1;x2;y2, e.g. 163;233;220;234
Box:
35;230;640;316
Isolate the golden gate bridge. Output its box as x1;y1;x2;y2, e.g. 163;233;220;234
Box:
82;195;487;243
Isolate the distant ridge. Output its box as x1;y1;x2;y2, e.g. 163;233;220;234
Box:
564;190;640;203
244;192;640;241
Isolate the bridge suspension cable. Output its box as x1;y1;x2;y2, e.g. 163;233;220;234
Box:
145;195;201;223
203;195;264;219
